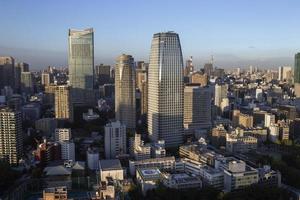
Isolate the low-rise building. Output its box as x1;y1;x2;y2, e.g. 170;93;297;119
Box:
162;173;202;190
136;168;163;195
99;159;124;182
129;156;175;175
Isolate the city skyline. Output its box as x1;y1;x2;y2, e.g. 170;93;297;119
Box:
1;0;300;69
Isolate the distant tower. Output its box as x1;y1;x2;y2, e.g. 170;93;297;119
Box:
184;56;194;76
68;28;94;104
147;31;184;147
115;54;136;130
294;53;300;97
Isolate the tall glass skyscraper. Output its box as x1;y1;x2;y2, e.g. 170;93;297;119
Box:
294;53;300;83
68;28;94;104
147;32;184;147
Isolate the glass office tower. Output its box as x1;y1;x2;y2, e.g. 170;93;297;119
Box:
147;32;184;147
68;28;94;103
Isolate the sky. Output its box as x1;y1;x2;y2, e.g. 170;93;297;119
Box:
0;0;299;70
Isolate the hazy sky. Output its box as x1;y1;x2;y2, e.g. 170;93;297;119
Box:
0;0;299;70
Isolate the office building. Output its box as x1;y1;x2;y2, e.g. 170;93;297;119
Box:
184;85;211;132
129;156;176;175
68;28;94;103
21;72;34;94
95;64;111;86
163;173;202;190
216;157;258;192
54;85;73;122
0;56;15;90
148;31;184;147
0;107;23;165
136;68;148;116
104;121;126;159
115;54;136;129
214;84;228;116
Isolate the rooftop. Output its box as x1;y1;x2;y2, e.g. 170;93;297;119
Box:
99;159;122;171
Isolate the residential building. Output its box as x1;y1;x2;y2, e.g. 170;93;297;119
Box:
104;121;126;159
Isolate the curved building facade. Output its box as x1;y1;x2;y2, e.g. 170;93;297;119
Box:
115;54;136;130
147;32;184;147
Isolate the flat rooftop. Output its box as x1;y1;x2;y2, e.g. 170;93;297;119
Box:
100;159;122;171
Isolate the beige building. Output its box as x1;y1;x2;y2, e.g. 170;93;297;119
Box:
184;85;211;131
238;113;253;128
0;107;23;165
190;71;208;86
115;54;136;130
55;85;73;122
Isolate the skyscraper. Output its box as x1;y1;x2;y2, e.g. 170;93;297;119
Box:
0;107;23;165
294;53;300;83
115;54;136;130
55;85;73;122
0;56;15;90
68;28;94;103
95;64;111;86
147;32;184;147
294;53;300;97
